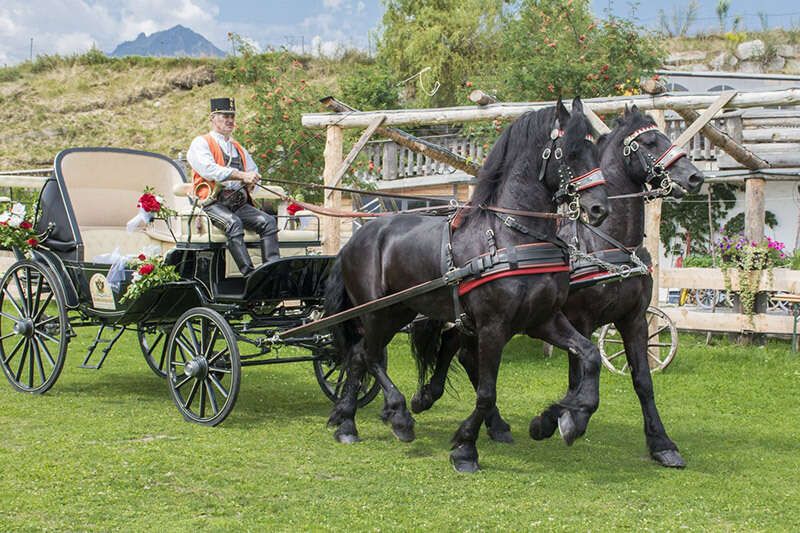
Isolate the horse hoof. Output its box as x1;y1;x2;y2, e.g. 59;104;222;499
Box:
392;425;416;443
557;412;578;446
488;428;514;444
651;449;687;468
410;395;427;414
450;457;480;473
334;431;361;444
529;415;557;441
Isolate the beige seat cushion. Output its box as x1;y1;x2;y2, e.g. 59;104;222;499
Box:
81;227;170;262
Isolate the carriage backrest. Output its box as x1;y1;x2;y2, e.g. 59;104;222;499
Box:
56;148;190;229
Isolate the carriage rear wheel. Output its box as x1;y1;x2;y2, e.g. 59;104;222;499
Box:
0;260;69;393
138;326;169;378
313;348;382;407
597;306;678;375
166;308;240;426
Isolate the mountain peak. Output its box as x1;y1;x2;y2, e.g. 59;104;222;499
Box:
111;26;225;58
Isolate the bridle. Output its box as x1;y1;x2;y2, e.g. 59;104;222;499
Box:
538;122;606;220
621;125;687;198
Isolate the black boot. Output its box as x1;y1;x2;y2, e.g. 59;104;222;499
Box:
228;235;254;275
261;234;280;265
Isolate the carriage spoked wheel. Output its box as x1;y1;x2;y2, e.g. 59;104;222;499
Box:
138;326;170;378
0;260;69;393
313;347;382;407
166;307;240;426
597;306;678;375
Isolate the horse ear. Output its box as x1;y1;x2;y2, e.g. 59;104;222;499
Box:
624;104;630;117
631;104;640;115
571;96;584;115
556;96;570;125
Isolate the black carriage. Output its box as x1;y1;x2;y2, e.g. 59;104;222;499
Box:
0;147;379;425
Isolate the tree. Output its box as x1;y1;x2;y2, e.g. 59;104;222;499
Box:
377;0;504;107
716;0;731;33
497;0;663;101
658;0;699;37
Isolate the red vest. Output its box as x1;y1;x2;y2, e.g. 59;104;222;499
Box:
191;134;247;200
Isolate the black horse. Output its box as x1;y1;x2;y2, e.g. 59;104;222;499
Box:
409;105;704;468
324;98;610;472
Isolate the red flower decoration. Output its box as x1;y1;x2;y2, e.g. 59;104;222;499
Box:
287;202;303;216
20;220;32;230
138;253;147;260
138;263;155;276
137;193;161;213
26;238;38;247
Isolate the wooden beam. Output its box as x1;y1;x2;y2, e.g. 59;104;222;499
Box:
326;115;385;199
675;108;770;170
662;307;796;335
645;110;666;309
303;88;800;129
320;96;480;176
672;91;736;147
582;106;611;136
322;125;343;254
468;90;499;106
0;175;48;189
659;267;800;292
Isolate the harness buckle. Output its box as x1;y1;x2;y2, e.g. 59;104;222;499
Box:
542;148;551;160
554;147;563;160
503;216;516;227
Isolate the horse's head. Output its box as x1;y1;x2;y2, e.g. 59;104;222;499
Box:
613;105;705;199
540;97;609;226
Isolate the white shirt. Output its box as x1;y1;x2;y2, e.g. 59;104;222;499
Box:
186;131;258;190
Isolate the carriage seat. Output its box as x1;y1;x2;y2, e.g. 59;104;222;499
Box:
80;226;169;262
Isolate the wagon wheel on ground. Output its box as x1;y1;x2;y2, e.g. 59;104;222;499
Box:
138;326;170;378
0;260;69;393
166;307;240;426
313;346;383;407
597;306;678;375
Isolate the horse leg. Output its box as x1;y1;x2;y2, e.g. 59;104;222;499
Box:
529;312;601;446
450;330;504;473
328;340;368;444
372;357;416;443
411;325;460;413
454;345;514;443
529;322;590;441
614;316;686;468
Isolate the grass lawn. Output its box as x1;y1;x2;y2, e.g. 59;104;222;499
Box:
1;329;798;531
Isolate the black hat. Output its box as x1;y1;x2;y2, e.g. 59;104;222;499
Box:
210;97;236;114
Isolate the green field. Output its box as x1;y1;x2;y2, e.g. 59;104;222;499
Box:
1;330;798;531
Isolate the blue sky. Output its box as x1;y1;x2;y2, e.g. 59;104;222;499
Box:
1;1;798;65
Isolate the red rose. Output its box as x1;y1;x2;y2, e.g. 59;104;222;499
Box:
26;238;38;247
20;220;32;229
138;263;155;275
138;253;147;260
138;193;161;213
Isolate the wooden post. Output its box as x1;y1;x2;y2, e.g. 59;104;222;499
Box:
323;125;343;254
744;175;766;243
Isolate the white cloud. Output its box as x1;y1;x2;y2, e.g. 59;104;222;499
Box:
53;32;95;55
323;0;344;9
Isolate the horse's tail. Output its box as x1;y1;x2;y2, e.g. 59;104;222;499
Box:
324;258;361;358
408;317;446;387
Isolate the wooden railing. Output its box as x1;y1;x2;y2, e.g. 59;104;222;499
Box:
363;134;484;181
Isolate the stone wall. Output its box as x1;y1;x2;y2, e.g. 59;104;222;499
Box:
665;40;800;74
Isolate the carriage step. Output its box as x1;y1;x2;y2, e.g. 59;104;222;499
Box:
80;325;126;370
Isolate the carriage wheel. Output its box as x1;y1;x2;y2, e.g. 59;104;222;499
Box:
166;308;240;426
597;306;678;375
138;326;169;378
313;348;382;407
0;260;69;393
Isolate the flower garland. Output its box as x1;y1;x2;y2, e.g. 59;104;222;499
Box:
0;202;38;251
119;254;181;303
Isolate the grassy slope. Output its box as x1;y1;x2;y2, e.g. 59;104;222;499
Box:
0;331;798;531
0;58;251;170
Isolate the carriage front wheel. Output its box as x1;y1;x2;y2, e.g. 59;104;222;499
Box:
313;347;382;407
166;307;241;426
0;260;69;393
597;306;678;375
138;326;169;378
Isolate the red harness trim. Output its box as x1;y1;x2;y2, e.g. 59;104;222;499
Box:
458;264;570;296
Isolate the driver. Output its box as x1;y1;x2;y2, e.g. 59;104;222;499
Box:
186;97;279;275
